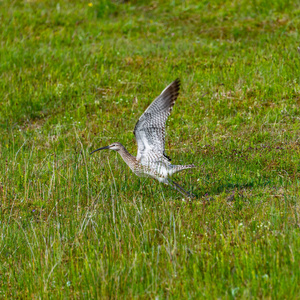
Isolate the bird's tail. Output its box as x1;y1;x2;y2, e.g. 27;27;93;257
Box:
171;164;196;175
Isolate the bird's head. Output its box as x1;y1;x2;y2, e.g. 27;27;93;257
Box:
90;142;123;154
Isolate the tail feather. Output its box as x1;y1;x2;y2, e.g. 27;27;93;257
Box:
171;164;196;175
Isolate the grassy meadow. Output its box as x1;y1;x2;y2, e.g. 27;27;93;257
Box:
1;0;300;298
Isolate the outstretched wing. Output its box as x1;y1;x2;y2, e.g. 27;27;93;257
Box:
133;78;180;163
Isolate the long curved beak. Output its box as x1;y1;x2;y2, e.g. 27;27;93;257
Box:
90;146;110;155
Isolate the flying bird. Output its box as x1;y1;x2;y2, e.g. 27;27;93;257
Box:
90;79;196;197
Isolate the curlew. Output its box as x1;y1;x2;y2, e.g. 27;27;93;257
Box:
90;79;196;197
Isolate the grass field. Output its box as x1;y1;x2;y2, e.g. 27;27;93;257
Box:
1;0;300;298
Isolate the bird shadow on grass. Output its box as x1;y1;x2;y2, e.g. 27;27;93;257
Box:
191;177;273;200
132;176;273;201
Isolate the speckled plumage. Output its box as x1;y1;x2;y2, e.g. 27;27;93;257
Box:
90;79;196;197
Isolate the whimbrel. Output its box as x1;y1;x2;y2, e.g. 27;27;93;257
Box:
90;79;196;197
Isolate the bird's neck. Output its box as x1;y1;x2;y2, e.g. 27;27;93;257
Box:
117;146;137;168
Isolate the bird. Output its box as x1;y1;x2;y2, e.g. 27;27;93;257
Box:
90;79;196;197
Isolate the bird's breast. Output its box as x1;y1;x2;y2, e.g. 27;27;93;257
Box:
136;161;169;178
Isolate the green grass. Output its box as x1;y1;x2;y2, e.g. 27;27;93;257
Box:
1;0;300;298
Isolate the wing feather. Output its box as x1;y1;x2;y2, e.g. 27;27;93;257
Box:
133;79;180;163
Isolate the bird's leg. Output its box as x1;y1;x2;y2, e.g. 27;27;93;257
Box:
168;180;195;199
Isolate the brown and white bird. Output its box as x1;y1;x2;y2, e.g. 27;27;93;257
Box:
90;79;196;197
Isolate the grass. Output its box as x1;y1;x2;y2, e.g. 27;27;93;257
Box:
1;0;300;298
